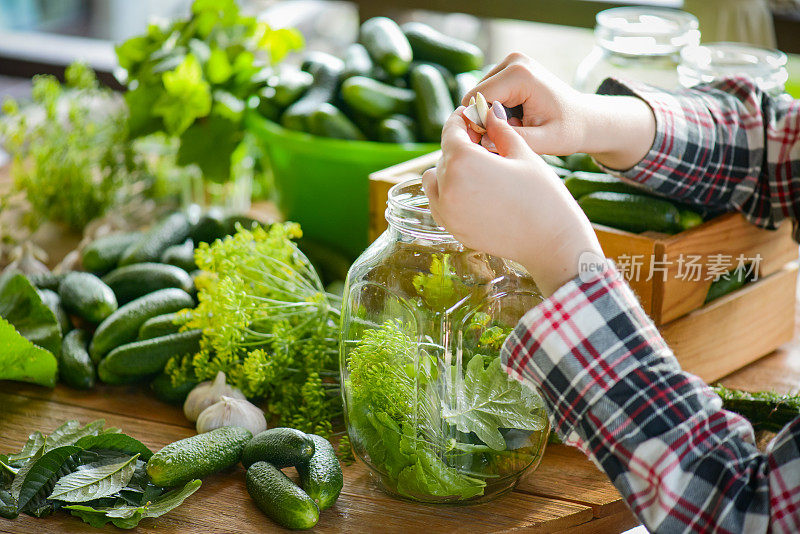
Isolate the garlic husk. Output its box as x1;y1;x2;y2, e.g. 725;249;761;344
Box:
196;396;267;435
183;371;246;422
3;242;50;276
475;91;489;125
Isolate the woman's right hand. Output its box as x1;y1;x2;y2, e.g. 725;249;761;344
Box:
462;53;656;170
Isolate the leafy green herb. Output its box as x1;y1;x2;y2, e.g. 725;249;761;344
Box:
7;432;45;468
15;445;82;512
442;356;546;450
171;223;341;437
117;0;303;183
65;479;201;529
412;254;466;310
49;454;139;503
74;433;153;461
0;271;61;357
0;63;131;232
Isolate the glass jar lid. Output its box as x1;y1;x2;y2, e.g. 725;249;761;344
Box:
385;178;455;241
678;42;788;95
595;7;700;56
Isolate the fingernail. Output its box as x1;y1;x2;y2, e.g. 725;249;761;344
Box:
481;136;497;152
492;101;507;120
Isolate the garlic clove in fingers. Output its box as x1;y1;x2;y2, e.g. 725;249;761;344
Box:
475;92;489;126
463;105;486;134
183;371;246;422
196;396;268;435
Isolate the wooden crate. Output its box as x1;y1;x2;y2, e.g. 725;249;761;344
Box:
661;262;798;382
369;151;799;324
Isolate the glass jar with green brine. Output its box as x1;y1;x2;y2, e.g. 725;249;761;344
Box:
339;178;549;503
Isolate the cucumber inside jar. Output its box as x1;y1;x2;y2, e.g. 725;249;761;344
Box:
340;179;550;503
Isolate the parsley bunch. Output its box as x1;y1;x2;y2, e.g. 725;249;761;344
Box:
169;222;341;437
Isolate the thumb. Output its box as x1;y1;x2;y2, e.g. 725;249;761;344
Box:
484;101;530;158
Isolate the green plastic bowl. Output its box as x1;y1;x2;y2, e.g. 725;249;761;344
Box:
247;113;439;258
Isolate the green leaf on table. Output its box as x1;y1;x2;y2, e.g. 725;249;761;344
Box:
46;419;106;450
75;433;153;461
0;271;62;357
66;479;202;529
16;445;81;512
0;488;18;519
442;356;546;451
0;317;57;387
7;431;45;468
10;443;44;503
49;454;139;502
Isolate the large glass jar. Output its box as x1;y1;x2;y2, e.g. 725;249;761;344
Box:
574;7;700;92
678;42;788;97
339;179;549;504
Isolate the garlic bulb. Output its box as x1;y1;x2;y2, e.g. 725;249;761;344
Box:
183;371;246;422
196;396;267;435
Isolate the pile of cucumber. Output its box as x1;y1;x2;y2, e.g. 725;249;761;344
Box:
548;153;706;235
258;17;485;143
29;210;257;393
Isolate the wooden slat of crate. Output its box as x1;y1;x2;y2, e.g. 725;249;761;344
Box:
660;262;798;382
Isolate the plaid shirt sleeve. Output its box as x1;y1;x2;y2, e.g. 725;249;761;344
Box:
502;265;800;533
595;77;800;229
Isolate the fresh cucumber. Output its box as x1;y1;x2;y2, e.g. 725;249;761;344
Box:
138;312;185;340
408;61;456;94
242;428;316;469
410;63;455;143
300;51;345;76
246;461;319;530
89;288;194;363
402;22;484;73
189;209;228;245
161;239;196;272
147;426;253;487
282;54;343;133
268;67;314;109
38;288;71;335
59;272;118;324
712;386;800;433
82;232;143;274
297;434;343;511
150;372;197;405
578;192;681;234
340;76;415;119
679;209;704;231
453;70;482;102
541;154;567;168
342;43;374;79
27;272;65;292
97;329;202;380
565;171;644;199
564;153;603;173
118;212;192;266
103;262;194;304
705;267;750;303
378;116;416;143
360;17;413;77
308;103;366;141
60;329;95;390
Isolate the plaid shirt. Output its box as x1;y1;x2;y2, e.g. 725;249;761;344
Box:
501;78;800;533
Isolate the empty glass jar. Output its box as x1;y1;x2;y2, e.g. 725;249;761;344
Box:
574;7;700;92
339;178;549;504
678;42;788;96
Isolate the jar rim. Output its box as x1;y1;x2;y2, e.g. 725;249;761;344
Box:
386;178;455;240
678;42;788;94
595;7;699;56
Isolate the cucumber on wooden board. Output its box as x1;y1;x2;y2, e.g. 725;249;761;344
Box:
340;76;415;119
118;212;192;266
565;171;645;199
410;63;455;143
308;103;366;141
705;267;750;303
82;232;143;274
59;272;118;324
60;329;95;390
147;426;252;487
89;288;195;363
161;239;197;272
246;461;319;530
242;428;316;469
189;209;228;244
360;17;413;77
98;329;202;380
297;434;343;511
402;22;484;73
103;262;194;304
138;312;185;341
38;288;71;335
578;192;681;234
150;372;197;405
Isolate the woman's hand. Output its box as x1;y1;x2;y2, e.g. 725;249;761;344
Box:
462;53;656;171
423;105;603;297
